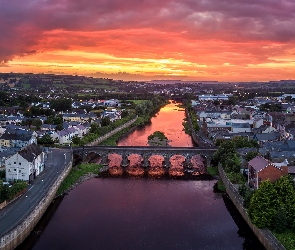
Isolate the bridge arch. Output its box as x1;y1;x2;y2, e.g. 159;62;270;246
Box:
73;146;217;171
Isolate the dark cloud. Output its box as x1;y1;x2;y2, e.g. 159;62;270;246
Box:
1;0;295;65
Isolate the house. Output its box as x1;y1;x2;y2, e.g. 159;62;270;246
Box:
41;124;57;132
248;155;288;189
253;132;281;144
5;143;46;183
0;132;37;148
104;99;121;107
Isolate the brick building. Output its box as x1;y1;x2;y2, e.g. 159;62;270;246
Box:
248;155;288;189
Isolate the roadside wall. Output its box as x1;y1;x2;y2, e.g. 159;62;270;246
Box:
86;116;138;146
185;109;212;148
0;158;73;250
218;165;286;250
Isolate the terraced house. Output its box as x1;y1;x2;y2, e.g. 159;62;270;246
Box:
5;143;46;183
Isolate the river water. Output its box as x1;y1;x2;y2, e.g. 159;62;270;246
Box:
19;101;264;250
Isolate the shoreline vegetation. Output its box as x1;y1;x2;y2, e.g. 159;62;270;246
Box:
56;163;103;196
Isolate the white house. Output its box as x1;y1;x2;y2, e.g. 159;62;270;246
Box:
5;143;46;182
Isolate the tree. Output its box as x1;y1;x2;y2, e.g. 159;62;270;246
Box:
72;135;82;145
223;153;241;173
50;98;72;112
89;122;100;134
273;207;288;233
274;176;295;227
213;141;236;166
32;118;42;129
245;151;258;162
135;104;146;116
37;134;54;146
101;116;111;127
121;110;129;118
248;180;279;228
55;123;63;131
53;116;63;125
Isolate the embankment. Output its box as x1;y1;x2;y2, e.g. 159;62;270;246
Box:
85;116;137;146
218;165;286;250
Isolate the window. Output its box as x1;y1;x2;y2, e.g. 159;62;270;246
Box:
14;162;16;164
19;170;21;173
14;169;16;172
19;162;21;165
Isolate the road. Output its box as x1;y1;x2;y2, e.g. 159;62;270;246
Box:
0;148;72;237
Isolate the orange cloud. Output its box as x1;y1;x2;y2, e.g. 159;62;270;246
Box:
1;0;295;81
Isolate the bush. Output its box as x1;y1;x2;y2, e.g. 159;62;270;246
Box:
207;166;218;176
226;172;246;184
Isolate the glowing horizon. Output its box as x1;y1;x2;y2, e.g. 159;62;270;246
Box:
1;1;295;81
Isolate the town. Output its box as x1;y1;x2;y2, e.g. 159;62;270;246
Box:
0;73;295;249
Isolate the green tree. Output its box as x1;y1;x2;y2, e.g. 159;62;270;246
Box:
53;116;63;125
50;98;72;112
223;153;241;173
72;135;82;145
55;123;63;131
32;118;42;129
274;176;295;226
101;116;111;127
121;110;129;118
248;180;279;228
30;106;41;116
245;151;259;162
213;141;236;166
273;207;288;233
37;134;54;146
89;123;100;134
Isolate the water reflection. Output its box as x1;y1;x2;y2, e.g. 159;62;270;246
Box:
118;102;194;147
107;154;208;178
126;154;144;177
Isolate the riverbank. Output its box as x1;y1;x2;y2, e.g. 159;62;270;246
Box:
99;100;169;145
56;163;105;196
218;165;285;250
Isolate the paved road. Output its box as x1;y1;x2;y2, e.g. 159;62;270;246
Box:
0;148;72;237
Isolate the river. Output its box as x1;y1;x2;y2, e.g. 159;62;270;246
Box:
18;101;264;250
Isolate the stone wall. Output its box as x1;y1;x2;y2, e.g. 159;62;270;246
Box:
0;201;6;210
218;165;286;250
85;116;138;146
0;159;73;250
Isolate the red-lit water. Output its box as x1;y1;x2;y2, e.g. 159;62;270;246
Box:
118;102;194;147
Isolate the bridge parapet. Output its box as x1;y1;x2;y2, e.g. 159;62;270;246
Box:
73;146;217;169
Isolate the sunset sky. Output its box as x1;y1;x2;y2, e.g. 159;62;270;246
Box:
1;0;295;81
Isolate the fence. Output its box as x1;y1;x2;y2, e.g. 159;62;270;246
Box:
218;165;286;250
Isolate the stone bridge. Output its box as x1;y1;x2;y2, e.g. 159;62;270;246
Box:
73;146;217;170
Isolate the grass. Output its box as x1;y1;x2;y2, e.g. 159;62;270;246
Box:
56;163;102;196
273;231;295;250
